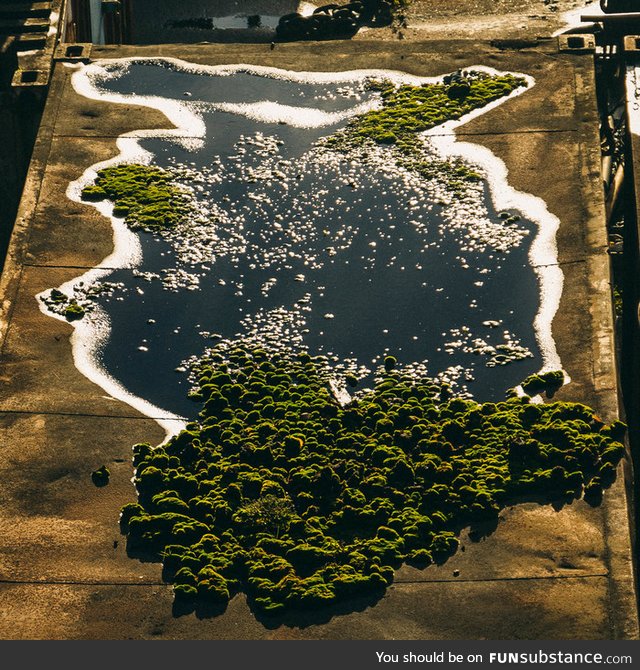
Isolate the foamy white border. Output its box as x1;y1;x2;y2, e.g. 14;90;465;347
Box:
39;59;566;441
36;124;188;441
423;69;564;377
299;2;317;17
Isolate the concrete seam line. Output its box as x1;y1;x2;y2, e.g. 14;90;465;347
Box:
534;259;586;268
50;130;579;139
0;579;167;587
23;263;122;270
429;128;578;138
0;408;182;421
0;575;609;587
52;134;203;140
392;573;609;585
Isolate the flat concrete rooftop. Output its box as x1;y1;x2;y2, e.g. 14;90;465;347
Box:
0;38;637;639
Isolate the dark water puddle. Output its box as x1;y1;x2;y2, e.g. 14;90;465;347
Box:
85;63;541;419
99;62;370;113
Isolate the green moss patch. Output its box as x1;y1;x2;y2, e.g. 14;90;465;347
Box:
91;465;110;487
520;370;565;397
81;163;189;231
328;72;527;150
40;288;89;322
63;302;86;321
323;71;526;193
122;348;625;616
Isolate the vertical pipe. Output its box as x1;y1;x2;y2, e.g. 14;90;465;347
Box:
89;0;105;44
620;53;640;603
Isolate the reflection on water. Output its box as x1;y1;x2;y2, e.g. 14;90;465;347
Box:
129;0;303;43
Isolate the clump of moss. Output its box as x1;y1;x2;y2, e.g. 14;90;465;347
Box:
613;285;623;318
323;71;526;194
121;346;624;616
40;289;90;322
328;71;526;150
520;370;565;397
346;374;359;388
64;302;85;322
81;164;189;231
92;465;110;487
47;288;67;305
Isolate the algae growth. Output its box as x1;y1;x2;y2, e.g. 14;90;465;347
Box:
65;65;599;618
40;288;87;322
81;163;189;231
520;370;566;397
322;70;527;193
328;71;527;148
122;346;625;615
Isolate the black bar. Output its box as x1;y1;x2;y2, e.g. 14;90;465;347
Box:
2;640;637;670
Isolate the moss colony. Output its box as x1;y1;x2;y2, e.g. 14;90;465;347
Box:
74;70;622;616
329;71;527;148
41;288;86;322
324;70;527;192
81;163;189;231
520;371;566;398
122;347;626;614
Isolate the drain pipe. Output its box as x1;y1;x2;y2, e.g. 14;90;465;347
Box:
619;52;640;612
606;161;626;221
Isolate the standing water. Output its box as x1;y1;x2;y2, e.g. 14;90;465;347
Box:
41;60;563;425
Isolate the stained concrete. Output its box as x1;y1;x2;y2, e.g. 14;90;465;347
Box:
0;39;637;639
362;0;597;41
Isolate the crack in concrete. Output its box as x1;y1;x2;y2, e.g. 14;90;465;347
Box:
0;578;167;587
454;128;578;137
0;573;609;588
534;259;586;268
24;263;121;270
393;572;608;584
0;408;181;421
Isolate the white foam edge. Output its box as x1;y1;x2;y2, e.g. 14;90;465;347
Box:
424;70;569;388
43;60;568;445
81;56;518;89
299;2;317;17
190;98;379;128
35;136;188;444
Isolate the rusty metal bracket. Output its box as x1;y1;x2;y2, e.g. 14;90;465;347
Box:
623;35;640;51
53;43;93;62
11;68;51;88
558;34;597;53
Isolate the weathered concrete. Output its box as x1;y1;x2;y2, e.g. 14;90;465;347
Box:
362;0;597;41
0;39;637;639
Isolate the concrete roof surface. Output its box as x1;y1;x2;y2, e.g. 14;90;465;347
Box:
0;37;637;639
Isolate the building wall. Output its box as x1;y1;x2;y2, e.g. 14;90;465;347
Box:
127;0;300;43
